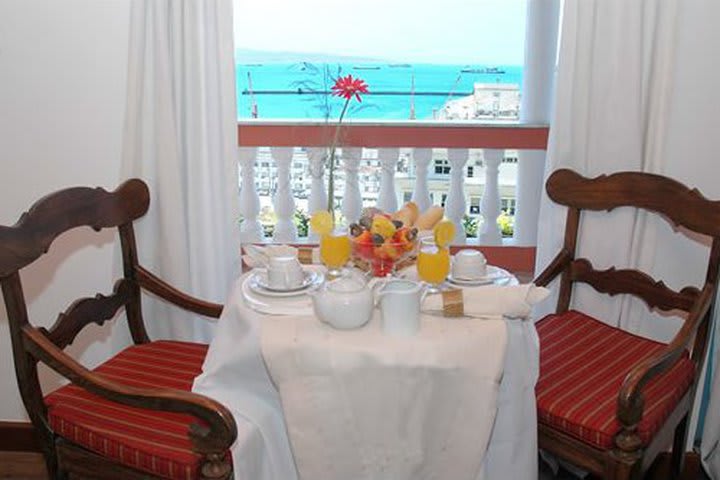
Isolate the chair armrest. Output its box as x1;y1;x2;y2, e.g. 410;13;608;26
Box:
616;283;714;427
23;326;237;454
533;248;573;287
135;265;224;318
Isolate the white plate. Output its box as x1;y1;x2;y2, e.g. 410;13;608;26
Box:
447;265;512;286
241;275;315;316
248;269;323;297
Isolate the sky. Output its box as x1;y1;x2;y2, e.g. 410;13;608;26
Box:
233;0;527;65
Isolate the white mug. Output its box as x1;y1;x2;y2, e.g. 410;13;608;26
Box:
267;255;304;290
452;249;487;280
375;279;428;337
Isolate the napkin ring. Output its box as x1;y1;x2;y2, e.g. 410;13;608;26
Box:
441;288;465;317
297;247;315;265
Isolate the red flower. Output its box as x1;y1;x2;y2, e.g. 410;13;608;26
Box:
331;74;369;102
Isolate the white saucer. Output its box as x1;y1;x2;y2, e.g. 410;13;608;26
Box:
447;265;511;286
248;269;323;297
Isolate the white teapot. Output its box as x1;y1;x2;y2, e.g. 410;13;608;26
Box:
308;271;374;329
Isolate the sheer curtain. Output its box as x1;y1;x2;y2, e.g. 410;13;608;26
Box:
535;0;678;326
535;0;720;474
120;0;240;342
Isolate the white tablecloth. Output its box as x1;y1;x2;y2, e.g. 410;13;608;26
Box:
193;270;539;480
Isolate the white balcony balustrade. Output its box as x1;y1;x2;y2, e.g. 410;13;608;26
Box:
235;121;548;246
238;152;537;246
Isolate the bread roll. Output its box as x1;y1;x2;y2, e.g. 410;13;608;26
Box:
391;201;419;227
413;205;444;230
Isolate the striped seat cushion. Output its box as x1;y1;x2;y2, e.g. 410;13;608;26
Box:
45;340;219;480
536;310;695;449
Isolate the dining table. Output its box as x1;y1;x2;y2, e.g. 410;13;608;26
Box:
192;262;544;480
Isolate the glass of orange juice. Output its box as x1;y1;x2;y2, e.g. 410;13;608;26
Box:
310;211;350;277
417;237;450;292
320;229;351;277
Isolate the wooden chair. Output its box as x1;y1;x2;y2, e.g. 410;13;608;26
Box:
534;169;720;479
0;180;236;479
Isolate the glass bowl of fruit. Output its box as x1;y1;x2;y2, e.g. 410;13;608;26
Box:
349;212;419;277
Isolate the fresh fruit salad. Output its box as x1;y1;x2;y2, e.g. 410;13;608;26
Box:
349;206;420;277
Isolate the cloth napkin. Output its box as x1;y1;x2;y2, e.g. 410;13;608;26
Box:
423;283;550;319
243;244;322;268
243;244;298;268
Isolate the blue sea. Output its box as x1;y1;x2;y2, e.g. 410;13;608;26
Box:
236;62;524;120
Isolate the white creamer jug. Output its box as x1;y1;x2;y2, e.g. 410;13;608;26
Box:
375;279;428;336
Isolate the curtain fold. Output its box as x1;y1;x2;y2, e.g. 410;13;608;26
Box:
120;0;239;342
534;0;679;327
535;0;720;475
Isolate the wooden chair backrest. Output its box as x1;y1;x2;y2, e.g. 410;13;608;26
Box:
0;180;149;277
0;179;151;344
0;180;151;426
546;169;720;359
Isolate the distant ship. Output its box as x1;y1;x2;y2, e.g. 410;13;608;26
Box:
353;65;381;70
389;63;411;68
461;67;506;74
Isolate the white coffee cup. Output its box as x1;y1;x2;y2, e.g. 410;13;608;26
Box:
452;249;488;280
267;255;304;290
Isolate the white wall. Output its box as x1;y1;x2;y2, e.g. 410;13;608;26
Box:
0;0;131;420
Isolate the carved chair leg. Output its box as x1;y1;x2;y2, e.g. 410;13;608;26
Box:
608;447;643;480
32;423;60;480
670;414;689;479
42;449;60;480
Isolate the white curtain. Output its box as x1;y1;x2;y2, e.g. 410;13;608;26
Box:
120;0;240;342
535;0;720;475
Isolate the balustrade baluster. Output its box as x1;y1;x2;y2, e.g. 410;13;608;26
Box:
411;148;432;212
341;147;363;226
479;149;503;245
445;148;469;244
271;146;298;242
376;148;400;213
306;147;328;241
238;147;263;242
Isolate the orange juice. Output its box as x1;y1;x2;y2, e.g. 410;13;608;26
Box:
417;244;450;284
320;233;351;269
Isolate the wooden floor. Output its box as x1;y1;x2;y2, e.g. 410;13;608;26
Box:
0;451;710;480
0;453;47;480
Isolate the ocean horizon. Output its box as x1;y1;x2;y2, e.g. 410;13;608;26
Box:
236;61;524;120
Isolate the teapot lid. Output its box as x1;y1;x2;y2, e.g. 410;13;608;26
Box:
326;272;366;293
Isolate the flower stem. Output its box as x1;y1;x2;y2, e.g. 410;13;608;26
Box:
326;97;352;222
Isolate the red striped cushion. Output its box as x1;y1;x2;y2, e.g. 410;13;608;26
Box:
536;310;695;449
45;340;216;480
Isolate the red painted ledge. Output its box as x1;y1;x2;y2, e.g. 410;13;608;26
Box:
238;123;549;149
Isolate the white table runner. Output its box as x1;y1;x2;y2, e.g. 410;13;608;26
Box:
262;310;507;480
